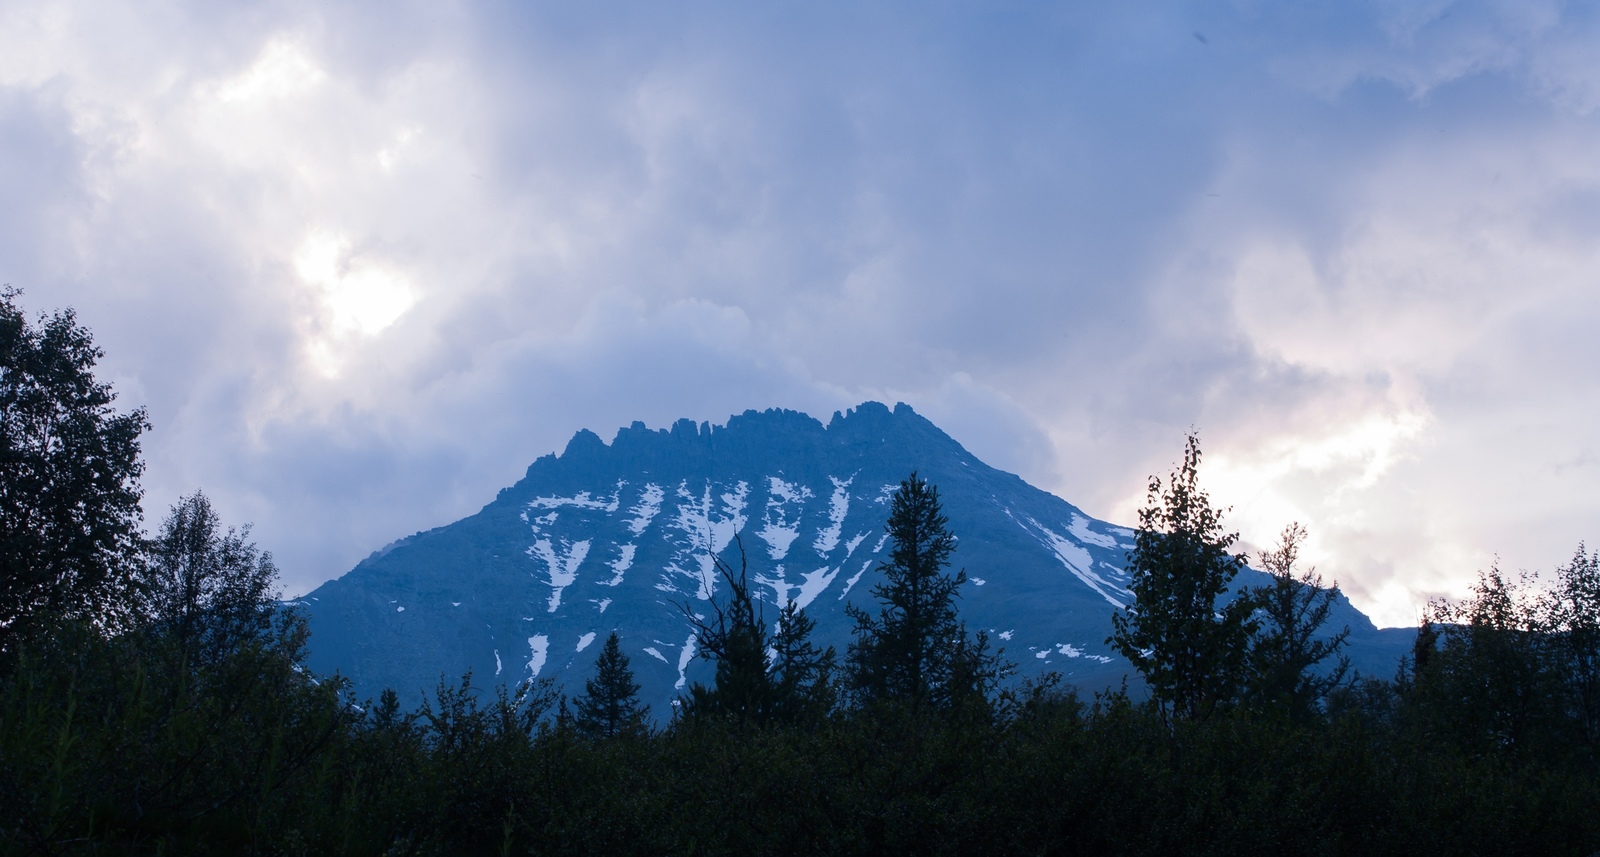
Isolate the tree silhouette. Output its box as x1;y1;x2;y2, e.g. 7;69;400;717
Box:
1109;433;1254;723
1243;522;1349;719
680;540;835;725
1;288;148;650
846;472;1002;713
574;631;648;738
143;490;282;665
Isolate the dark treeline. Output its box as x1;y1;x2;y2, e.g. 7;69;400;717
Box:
4;291;1599;855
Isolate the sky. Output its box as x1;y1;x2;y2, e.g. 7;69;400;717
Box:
2;0;1597;628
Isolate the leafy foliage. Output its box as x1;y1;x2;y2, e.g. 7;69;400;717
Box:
1405;557;1600;764
142;491;282;667
0;288;148;650
1545;544;1600;748
0;612;348;853
1109;434;1255;723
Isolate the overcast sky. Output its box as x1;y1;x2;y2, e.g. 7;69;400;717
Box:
4;1;1597;627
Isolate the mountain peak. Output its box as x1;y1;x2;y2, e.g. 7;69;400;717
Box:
302;402;1410;711
561;428;608;460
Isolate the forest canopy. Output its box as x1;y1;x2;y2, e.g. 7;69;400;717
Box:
2;292;1596;855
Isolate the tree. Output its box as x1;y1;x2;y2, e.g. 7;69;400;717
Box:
1544;544;1600;748
1;288;148;650
680;544;775;723
769;598;837;723
1399;548;1600;765
846;472;1003;714
1243;523;1350;719
680;540;835;725
1406;566;1561;756
573;632;648;738
1109;433;1255;723
143;490;282;663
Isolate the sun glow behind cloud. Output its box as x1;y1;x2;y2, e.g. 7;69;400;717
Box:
293;231;417;374
214;38;326;104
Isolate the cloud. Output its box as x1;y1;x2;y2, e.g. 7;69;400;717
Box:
1;0;1596;625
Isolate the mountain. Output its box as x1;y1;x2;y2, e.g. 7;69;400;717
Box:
298;402;1413;712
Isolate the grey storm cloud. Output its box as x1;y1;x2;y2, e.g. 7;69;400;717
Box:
2;0;1597;626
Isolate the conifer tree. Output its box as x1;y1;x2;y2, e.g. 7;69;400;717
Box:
681;541;835;724
1109;434;1255;723
769;598;837;723
846;472;1002;713
574;632;648;738
1243;523;1349;718
681;545;772;723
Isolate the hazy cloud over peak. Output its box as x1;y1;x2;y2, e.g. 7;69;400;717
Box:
4;0;1596;626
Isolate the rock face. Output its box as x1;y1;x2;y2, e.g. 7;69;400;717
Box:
299;402;1412;712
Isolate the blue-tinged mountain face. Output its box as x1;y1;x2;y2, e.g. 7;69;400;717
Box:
298;402;1411;713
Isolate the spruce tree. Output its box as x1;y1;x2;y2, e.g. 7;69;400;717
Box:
1109;434;1255;723
769;599;837;723
1243;523;1349;719
574;632;648;738
846;472;1002;713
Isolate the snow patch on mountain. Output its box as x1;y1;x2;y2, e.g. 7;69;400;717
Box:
626;483;665;535
840;559;873;599
665;480;750;601
675;633;697;690
796;564;841;609
1027;518;1129;608
756;476;810;560
528;537;591;612
756;565;794;607
526;635;549;677
1068;514;1122;549
813;476;853;556
603;543;636;586
1052;643;1113;663
530;485;622;513
844;532;868;557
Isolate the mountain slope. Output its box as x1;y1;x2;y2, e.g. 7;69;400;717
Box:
299;402;1410;711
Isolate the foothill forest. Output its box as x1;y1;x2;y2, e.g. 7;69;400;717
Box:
3;288;1599;855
